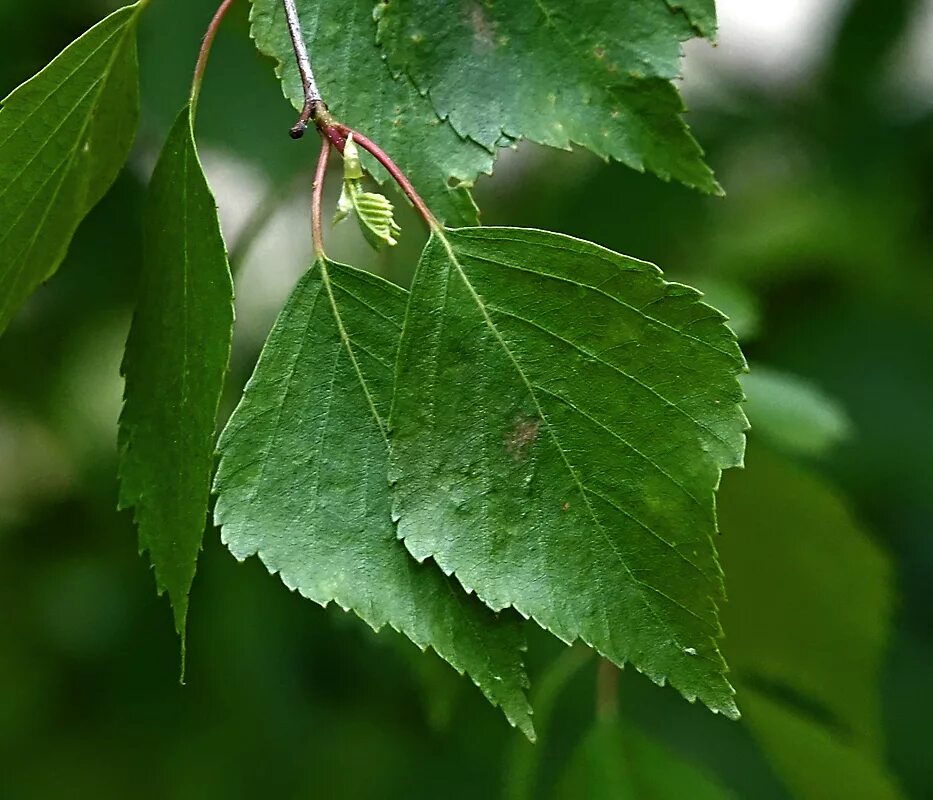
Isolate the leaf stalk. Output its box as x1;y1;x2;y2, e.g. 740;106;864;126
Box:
311;138;331;258
191;0;236;114
596;658;620;721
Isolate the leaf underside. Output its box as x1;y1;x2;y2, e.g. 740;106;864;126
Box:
376;0;721;193
249;0;492;226
0;2;143;335
389;227;748;718
118;106;235;648
213;260;534;739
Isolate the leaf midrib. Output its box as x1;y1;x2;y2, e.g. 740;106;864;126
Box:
319;260;391;441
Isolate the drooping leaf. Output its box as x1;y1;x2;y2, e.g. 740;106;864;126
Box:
717;446;900;798
118;106;235;650
213;259;534;739
554;720;734;800
741;367;852;458
376;0;720;193
0;1;145;335
248;0;493;225
390;227;748;717
335;181;401;248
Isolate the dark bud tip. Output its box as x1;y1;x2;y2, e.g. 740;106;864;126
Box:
289;122;308;140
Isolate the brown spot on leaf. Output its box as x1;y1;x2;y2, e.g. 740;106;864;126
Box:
468;2;496;50
505;415;541;460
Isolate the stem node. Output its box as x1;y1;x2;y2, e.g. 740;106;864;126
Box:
280;0;438;231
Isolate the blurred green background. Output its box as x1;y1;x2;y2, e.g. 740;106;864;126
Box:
1;0;931;797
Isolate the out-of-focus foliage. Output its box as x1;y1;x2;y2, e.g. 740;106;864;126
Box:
741;366;852;457
1;0;931;798
553;719;735;799
718;445;899;798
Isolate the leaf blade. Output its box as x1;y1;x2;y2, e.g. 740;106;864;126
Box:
390;226;747;717
214;259;534;738
118;106;235;648
376;0;720;193
0;2;144;335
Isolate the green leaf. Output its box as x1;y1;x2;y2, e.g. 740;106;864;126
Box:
739;689;903;800
741;366;852;457
665;0;718;39
554;720;734;799
694;279;761;342
376;0;720;193
0;2;145;335
213;259;534;739
118;106;235;651
389;227;748;717
248;0;492;226
717;446;900;797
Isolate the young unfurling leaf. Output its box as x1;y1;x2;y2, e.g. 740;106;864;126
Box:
334;135;401;249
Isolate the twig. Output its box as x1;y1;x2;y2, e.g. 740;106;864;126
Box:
191;0;236;113
282;0;323;138
596;658;619;721
278;0;438;231
312;140;331;258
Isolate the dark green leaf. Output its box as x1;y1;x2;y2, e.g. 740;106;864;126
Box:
214;259;534;739
248;0;492;225
390;227;747;717
118;106;235;650
0;2;145;335
554;720;734;799
376;0;720;193
718;447;900;798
